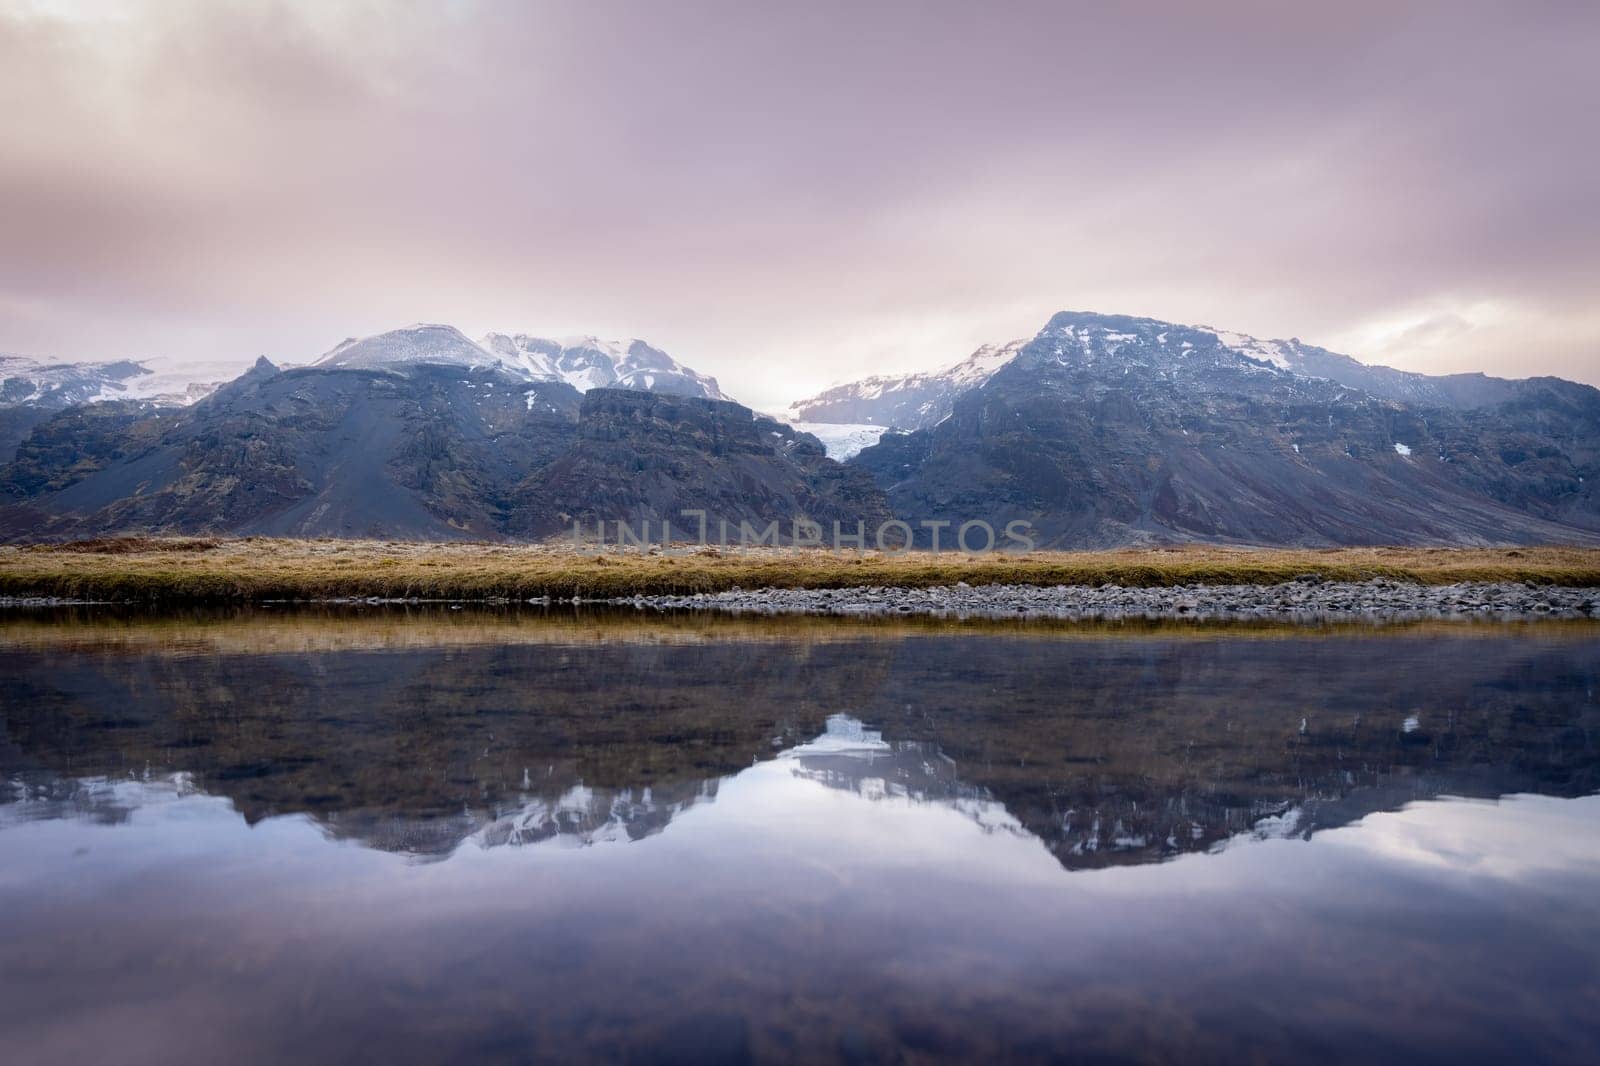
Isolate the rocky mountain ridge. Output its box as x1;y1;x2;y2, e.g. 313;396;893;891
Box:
1;309;1596;546
0;358;874;540
0;354;220;464
789;316;1593;430
784;340;1026;430
852;312;1599;546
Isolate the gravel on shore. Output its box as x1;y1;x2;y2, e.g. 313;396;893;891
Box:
5;578;1599;621
603;578;1600;621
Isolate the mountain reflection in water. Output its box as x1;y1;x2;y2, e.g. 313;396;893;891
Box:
3;614;1595;867
1;611;1598;1064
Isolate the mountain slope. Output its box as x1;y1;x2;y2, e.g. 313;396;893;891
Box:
480;333;725;399
784;340;1024;429
0;365;881;541
1;359;584;540
314;324;493;372
852;312;1599;547
0;354;156;409
507;389;888;539
1;355;163;464
788;316;1594;431
1190;328;1537;408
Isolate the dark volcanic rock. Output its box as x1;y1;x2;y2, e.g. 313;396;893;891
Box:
4;310;1595;546
510;388;890;539
0;356;159;462
852;312;1600;547
0;361;584;539
0;368;887;541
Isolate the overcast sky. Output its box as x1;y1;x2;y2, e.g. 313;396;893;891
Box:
2;0;1596;408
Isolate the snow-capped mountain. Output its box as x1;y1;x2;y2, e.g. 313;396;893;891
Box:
314;323;492;371
0;353;224;462
783;340;1025;430
852;310;1600;547
1;354;154;409
1061;320;1534;408
1;353;229;409
788;316;1556;430
480;333;725;399
314;324;725;400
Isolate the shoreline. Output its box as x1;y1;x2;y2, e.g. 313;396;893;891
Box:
5;577;1598;621
601;579;1600;621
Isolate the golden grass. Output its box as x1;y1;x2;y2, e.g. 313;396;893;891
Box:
1;538;1598;604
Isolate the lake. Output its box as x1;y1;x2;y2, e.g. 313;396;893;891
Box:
2;609;1598;1064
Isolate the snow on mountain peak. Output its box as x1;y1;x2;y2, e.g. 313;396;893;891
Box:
316;324;492;370
477;332;724;400
783;310;1436;432
948;339;1027;385
1030;313;1313;377
782;339;1027;430
308;324;724;400
1;353;155;409
1195;326;1295;369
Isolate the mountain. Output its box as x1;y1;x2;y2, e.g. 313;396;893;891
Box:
851;311;1600;547
787;319;1593;431
1;322;724;470
479;333;725;399
1185;328;1536;409
506;389;888;539
3;311;1596;547
784;339;1024;429
316;324;725;400
0;359;879;541
0;357;582;539
0;354;216;464
0;354;155;409
314;323;494;371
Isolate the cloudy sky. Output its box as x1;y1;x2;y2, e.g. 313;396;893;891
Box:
2;0;1596;408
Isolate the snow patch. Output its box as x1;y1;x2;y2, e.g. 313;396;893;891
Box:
316;325;724;400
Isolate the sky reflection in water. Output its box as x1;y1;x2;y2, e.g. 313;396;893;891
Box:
1;613;1597;1064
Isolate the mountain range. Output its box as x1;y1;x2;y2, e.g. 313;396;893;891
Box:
0;354;220;464
0;313;1595;546
0;359;872;541
783;322;1579;432
851;312;1599;546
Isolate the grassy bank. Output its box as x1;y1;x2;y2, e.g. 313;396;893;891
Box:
2;538;1599;604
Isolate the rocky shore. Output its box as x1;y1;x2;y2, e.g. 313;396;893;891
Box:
6;577;1599;621
606;578;1600;621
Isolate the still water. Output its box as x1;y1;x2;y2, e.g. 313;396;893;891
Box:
2;610;1598;1064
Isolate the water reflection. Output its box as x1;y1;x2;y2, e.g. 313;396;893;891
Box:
3;614;1596;868
1;613;1598;1063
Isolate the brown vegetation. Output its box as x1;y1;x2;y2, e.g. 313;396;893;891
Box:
2;538;1598;604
